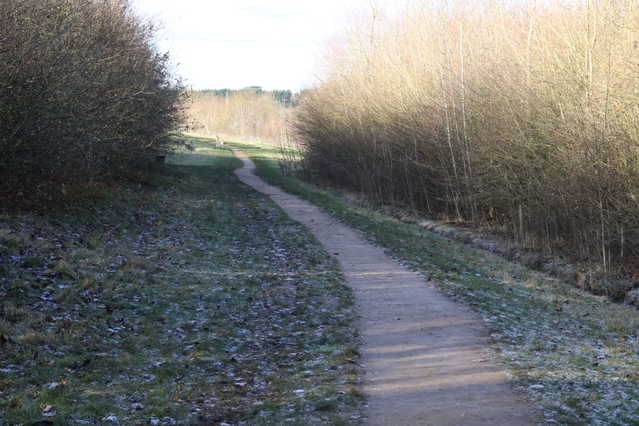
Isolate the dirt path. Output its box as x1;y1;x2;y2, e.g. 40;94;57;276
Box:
231;147;541;425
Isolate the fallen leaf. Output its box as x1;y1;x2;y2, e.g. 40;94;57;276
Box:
345;358;365;367
0;334;15;345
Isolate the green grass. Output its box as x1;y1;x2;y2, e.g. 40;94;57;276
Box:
0;138;362;425
229;139;639;426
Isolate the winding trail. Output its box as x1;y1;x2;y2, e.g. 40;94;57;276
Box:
231;147;541;425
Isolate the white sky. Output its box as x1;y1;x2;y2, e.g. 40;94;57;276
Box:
131;0;380;92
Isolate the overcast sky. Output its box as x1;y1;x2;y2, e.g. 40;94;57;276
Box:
131;0;381;92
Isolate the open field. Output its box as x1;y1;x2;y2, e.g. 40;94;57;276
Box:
0;138;361;425
231;139;639;425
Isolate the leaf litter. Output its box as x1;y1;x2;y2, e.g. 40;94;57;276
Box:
0;140;362;425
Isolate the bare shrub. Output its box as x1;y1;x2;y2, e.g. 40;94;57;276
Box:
295;0;639;276
0;0;187;197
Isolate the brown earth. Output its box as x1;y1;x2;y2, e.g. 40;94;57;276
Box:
230;147;542;425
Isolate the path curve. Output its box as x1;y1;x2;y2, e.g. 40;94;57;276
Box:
231;147;541;425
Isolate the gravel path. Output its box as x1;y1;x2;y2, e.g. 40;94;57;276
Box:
231;147;541;425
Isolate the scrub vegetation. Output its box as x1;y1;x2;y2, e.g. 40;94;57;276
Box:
295;0;639;299
189;88;296;143
0;0;186;204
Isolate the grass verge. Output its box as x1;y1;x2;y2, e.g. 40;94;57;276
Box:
230;139;639;426
0;137;361;425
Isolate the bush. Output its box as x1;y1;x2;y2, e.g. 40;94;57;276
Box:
295;0;639;275
0;0;186;194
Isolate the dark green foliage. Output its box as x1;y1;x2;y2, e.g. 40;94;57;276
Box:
0;0;186;197
272;90;294;107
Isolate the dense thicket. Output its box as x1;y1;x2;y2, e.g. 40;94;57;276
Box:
189;87;296;141
0;0;186;194
296;0;639;285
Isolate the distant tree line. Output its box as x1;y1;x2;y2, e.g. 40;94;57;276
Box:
197;87;297;108
295;0;639;295
189;88;297;141
0;0;186;200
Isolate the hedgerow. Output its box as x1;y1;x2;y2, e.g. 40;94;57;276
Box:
0;0;186;198
295;0;639;295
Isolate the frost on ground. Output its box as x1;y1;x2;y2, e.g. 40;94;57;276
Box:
0;143;362;425
372;225;639;426
246;144;639;426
